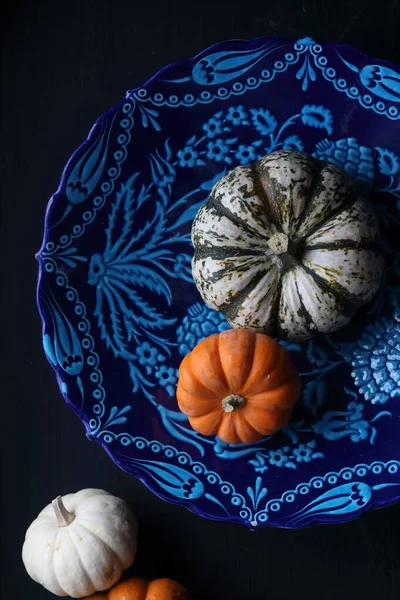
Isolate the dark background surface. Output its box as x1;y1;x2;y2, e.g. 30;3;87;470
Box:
2;1;400;599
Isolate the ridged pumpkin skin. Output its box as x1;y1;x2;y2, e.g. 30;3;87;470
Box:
22;489;138;598
191;150;383;340
177;329;301;444
83;577;191;600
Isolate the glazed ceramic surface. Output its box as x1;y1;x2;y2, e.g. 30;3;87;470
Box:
37;36;400;528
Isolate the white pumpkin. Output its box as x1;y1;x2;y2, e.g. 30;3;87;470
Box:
192;150;383;340
22;488;138;597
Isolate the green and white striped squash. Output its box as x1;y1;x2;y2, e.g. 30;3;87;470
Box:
191;150;383;340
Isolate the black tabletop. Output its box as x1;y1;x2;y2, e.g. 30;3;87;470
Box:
3;1;400;599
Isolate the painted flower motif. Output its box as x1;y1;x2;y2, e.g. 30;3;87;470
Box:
206;138;230;162
226;105;247;125
177;145;199;168
155;365;178;396
176;302;230;355
250;108;277;135
203;117;223;138
268;448;289;467
235;144;257;163
88;253;106;285
136;342;165;374
349;317;400;404
293;444;313;463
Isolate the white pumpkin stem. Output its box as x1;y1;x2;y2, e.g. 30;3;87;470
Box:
266;232;289;255
52;496;76;527
222;394;246;413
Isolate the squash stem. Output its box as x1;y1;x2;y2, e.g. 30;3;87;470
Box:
52;496;76;527
266;232;304;273
266;232;288;255
222;394;246;412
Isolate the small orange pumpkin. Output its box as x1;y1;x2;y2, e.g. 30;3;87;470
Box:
177;329;301;444
83;576;192;600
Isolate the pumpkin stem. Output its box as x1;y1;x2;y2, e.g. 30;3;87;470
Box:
222;394;246;413
266;232;289;255
52;496;76;527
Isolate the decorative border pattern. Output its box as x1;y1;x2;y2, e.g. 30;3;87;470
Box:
127;37;400;120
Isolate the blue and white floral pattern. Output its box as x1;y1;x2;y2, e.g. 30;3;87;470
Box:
37;36;400;528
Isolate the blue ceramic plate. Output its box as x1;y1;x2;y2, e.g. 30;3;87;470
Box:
37;36;400;528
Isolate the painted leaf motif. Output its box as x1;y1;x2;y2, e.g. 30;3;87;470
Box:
149;139;176;202
247;477;267;509
300;105;333;135
138;104;161;131
168;199;206;231
109;264;172;304
285;461;297;469
93;275;175;360
200;171;227;191
250;108;278;135
94;280;135;359
103;405;132;428
375;147;400;175
158;407;206;456
103;173;143;258
282;135;304;151
296;55;316;92
306;339;329;367
88;167;185;362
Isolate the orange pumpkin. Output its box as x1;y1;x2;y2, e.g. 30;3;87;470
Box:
83;577;192;600
177;329;301;444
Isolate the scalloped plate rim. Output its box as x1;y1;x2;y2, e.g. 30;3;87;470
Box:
36;33;400;529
